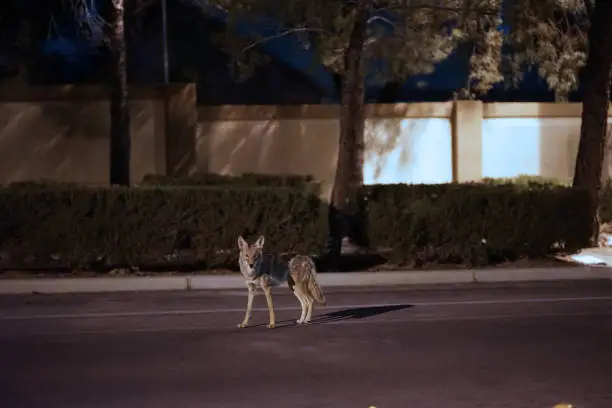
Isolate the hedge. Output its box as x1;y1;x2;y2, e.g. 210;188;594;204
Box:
482;174;612;222
480;175;570;188
140;172;320;194
360;182;593;266
0;185;328;270
0;179;595;271
599;180;612;223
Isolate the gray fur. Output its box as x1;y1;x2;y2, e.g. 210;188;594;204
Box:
252;254;290;287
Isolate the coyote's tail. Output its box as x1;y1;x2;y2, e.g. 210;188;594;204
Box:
308;274;326;305
289;255;326;305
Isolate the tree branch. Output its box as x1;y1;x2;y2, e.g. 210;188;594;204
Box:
381;3;500;16
63;0;107;39
241;27;329;52
367;15;395;28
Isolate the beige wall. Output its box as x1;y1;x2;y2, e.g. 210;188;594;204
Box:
197;107;339;199
197;101;612;199
482;103;612;184
0;100;163;184
197;103;455;200
0;84;195;185
1;85;611;196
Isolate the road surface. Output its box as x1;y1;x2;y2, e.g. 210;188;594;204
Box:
1;280;612;408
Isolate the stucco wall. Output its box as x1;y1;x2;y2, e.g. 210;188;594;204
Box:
197;103;454;200
0;100;163;184
1;86;611;195
0;84;194;185
482;103;612;184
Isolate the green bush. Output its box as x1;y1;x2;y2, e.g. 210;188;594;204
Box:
0;177;595;272
481;175;612;223
7;179;85;189
140;172;320;194
0;185;328;269
599;180;612;223
481;174;570;188
360;182;593;266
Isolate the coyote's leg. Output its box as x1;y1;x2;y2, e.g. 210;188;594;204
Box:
238;282;256;328
304;296;314;323
293;286;307;324
263;286;276;329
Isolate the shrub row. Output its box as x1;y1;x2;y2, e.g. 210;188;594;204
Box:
599;180;612;223
359;182;593;266
0;178;595;270
482;174;612;222
0;185;328;270
140;172;320;193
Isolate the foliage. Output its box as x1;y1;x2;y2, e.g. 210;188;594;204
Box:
0;185;328;270
599;180;612;223
199;0;593;100
0;180;595;272
464;21;505;96
360;182;593;266
202;0;502;85
480;174;570;187
3;0;597;100
140;172;320;193
500;0;592;101
478;174;612;225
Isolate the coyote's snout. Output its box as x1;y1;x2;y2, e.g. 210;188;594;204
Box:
236;235;326;329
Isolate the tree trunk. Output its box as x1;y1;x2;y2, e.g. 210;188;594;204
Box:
572;0;612;242
328;0;368;260
108;0;131;186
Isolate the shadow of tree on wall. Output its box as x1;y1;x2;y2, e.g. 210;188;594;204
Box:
197;109;339;200
364;117;422;184
40;103;108;140
197;106;444;199
38;101;151;141
0;99;154;184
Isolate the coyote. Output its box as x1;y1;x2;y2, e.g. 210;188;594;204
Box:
236;235;326;329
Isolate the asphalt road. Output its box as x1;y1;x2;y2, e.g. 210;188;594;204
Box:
1;281;612;408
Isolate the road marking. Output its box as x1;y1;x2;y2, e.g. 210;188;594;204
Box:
0;310;610;339
1;295;612;321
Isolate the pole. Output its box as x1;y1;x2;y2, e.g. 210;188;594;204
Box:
109;0;130;186
161;0;169;83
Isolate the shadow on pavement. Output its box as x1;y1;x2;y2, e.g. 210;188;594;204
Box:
310;304;413;325
250;304;413;328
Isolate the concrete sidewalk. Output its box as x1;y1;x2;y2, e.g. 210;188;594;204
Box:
0;265;610;294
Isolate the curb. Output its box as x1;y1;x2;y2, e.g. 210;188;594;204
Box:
0;265;610;295
0;276;188;295
473;266;612;282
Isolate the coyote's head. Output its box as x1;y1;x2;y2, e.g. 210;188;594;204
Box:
237;235;265;275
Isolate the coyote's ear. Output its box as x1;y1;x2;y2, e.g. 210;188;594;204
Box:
254;235;265;249
237;236;248;250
